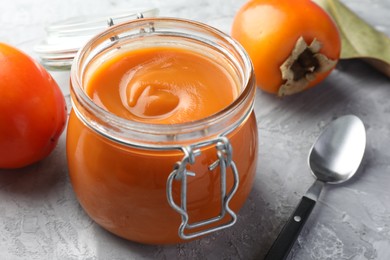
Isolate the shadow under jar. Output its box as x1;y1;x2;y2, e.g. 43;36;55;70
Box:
67;17;258;244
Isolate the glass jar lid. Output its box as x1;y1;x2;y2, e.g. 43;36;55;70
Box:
34;8;158;70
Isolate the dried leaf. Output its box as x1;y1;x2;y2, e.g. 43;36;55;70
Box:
314;0;390;77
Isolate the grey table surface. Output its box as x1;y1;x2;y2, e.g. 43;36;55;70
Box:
1;0;390;259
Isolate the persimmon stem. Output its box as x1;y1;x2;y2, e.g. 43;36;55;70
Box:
291;49;319;80
278;37;336;96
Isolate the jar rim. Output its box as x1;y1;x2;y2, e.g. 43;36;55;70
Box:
70;17;255;147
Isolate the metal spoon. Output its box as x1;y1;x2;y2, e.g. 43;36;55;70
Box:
264;115;366;260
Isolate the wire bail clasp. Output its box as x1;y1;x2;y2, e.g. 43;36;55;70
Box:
166;136;239;240
107;11;155;42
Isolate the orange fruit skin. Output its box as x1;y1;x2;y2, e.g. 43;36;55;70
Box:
0;42;67;169
231;0;341;94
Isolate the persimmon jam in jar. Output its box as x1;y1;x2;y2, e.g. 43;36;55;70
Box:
67;18;258;244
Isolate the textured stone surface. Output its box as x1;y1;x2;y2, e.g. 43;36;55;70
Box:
1;0;390;259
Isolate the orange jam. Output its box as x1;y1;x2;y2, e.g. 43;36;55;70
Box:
67;18;258;244
87;46;238;124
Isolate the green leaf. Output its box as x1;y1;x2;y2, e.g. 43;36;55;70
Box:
313;0;390;77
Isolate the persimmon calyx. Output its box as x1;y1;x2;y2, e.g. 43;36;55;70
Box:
278;37;337;96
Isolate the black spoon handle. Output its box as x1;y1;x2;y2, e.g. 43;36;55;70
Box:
264;196;316;260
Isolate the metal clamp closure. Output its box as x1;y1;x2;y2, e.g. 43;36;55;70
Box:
107;12;155;42
166;136;239;240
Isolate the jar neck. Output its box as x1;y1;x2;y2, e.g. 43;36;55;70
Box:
70;18;255;149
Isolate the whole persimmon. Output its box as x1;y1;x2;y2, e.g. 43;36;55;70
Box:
231;0;341;96
0;42;67;169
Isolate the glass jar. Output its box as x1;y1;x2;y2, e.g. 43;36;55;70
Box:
67;17;258;244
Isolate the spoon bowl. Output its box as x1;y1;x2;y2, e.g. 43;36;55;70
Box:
309;115;366;184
